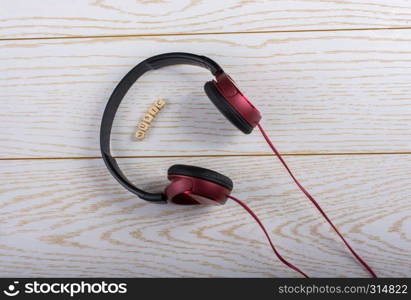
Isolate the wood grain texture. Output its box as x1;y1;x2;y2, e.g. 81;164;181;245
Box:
1;0;410;279
1;30;411;158
2;0;411;39
0;155;410;277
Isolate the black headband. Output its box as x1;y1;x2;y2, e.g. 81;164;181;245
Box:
100;53;223;203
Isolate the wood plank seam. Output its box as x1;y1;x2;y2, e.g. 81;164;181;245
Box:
1;152;411;161
2;26;411;42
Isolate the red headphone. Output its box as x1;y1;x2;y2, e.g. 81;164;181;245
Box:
100;53;377;278
100;53;261;205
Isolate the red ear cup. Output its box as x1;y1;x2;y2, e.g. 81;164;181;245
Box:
164;165;233;205
204;72;261;134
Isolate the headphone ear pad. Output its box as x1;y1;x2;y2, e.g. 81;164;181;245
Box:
168;164;233;190
165;164;233;205
204;81;253;134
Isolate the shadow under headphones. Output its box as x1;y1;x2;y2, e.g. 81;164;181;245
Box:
99;52;377;278
100;52;261;206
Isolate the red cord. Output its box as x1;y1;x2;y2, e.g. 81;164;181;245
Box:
256;123;377;278
228;194;309;278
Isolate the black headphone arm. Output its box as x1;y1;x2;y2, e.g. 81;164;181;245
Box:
100;53;223;203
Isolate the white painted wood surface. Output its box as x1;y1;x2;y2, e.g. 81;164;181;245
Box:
0;1;410;277
1;30;411;158
2;0;411;39
1;155;410;277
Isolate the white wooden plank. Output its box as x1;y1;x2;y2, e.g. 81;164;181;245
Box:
2;0;411;39
1;30;411;158
0;155;410;277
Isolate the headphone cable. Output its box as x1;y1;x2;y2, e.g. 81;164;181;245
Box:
256;123;377;278
228;194;309;278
